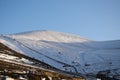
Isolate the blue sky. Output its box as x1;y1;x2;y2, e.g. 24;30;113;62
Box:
0;0;120;41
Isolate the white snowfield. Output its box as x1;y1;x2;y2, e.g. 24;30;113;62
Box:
0;30;120;76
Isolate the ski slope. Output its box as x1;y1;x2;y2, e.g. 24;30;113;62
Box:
0;30;120;77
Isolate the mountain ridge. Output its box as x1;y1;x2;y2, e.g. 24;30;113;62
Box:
8;30;91;42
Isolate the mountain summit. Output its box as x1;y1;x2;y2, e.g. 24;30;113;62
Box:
9;30;90;42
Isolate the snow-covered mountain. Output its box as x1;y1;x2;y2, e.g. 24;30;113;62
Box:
0;30;120;79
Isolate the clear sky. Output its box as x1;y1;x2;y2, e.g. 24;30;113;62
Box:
0;0;120;41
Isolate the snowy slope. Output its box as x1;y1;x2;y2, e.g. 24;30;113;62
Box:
0;30;120;76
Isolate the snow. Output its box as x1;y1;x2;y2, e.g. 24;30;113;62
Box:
0;53;33;64
0;76;14;80
0;30;120;77
0;53;17;60
10;30;90;42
